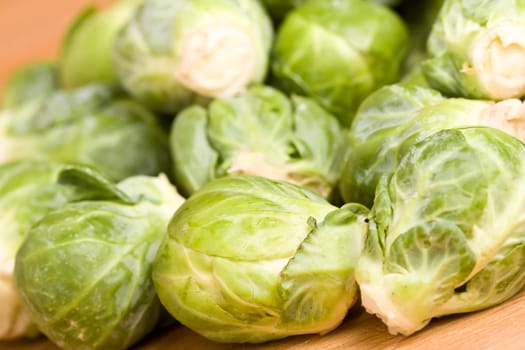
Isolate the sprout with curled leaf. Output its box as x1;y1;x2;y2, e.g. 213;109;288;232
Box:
153;175;368;343
356;127;525;335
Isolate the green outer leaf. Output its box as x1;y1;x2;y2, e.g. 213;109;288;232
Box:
57;164;134;203
153;239;286;343
441;239;525;315
206;85;293;167
170;105;219;197
388;127;488;237
153;175;345;343
167;176;335;261
421;52;488;99
280;203;368;331
288;94;346;198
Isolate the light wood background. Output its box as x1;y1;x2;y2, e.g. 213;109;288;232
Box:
1;1;525;349
0;0;113;96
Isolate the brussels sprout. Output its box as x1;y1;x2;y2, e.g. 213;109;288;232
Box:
422;0;525;100
59;0;142;88
153;175;368;343
356;127;525;335
15;165;185;350
271;0;410;127
0;84;170;181
113;0;273;114
0;160;74;340
2;61;59;108
170;85;345;199
339;83;525;207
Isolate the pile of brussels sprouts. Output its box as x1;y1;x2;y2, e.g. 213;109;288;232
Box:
3;0;525;348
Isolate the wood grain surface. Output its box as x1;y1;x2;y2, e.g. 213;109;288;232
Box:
0;0;113;96
1;1;525;349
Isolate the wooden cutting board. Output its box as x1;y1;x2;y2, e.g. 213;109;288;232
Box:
1;1;525;348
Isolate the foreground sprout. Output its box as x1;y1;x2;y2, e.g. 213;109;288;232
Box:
339;83;525;207
153;175;368;343
15;165;184;350
170;85;345;199
422;0;525;100
2;61;59;108
356;127;525;335
0;160;72;340
0;84;170;181
113;0;273;114
271;0;410;126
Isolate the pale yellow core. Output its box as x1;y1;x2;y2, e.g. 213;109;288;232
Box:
469;21;525;99
479;99;525;141
229;151;290;181
358;283;427;336
176;24;256;98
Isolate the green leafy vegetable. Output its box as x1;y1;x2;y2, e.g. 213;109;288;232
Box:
422;0;525;100
0;84;171;181
356;127;525;335
271;0;410;126
2;61;59;108
153;175;368;343
14;165;185;350
170;85;345;199
113;0;273;114
339;83;525;207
